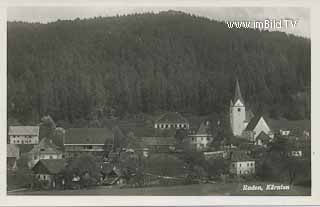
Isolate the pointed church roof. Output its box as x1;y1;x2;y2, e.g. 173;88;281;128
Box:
234;79;245;104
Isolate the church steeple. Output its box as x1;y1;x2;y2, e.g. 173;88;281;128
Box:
234;79;244;104
230;79;246;136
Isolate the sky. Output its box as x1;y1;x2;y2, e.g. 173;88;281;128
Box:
7;7;310;37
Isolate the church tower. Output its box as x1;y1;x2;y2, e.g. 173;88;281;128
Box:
230;79;246;136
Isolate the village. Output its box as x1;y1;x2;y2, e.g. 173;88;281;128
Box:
7;80;311;195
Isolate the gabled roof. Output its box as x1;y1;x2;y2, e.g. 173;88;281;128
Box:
7;144;19;158
155;112;188;124
140;137;176;147
32;159;66;174
8;126;39;136
128;126;176;137
29;138;62;155
245;116;262;131
65;128;114;145
230;150;254;162
234;79;245;104
266;118;310;132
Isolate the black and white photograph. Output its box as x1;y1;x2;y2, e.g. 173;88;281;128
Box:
6;5;312;198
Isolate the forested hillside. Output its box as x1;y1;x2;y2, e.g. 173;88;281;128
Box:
7;11;311;125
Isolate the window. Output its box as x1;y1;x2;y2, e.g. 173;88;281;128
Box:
165;124;168;128
183;124;187;128
239;170;241;174
49;155;53;159
34;156;37;160
232;163;235;167
238;108;241;112
239;163;241;167
247;163;249;167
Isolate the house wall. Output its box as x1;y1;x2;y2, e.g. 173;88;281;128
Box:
230;161;255;175
154;123;189;129
64;145;110;158
9;135;38;144
188;135;213;151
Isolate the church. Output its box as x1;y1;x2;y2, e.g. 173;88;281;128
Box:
229;80;273;143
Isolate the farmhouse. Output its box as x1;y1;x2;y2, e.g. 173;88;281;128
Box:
32;159;66;189
27;138;63;168
154;112;189;130
64;128;114;158
187;121;213;151
229;151;255;176
8;126;39;145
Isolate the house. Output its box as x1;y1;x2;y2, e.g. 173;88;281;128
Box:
27;138;63;168
139;136;176;156
64;128;114;158
242;116;274;142
229;80;255;137
154;112;189;130
32;159;66;189
229;151;255;176
8;126;39;145
7;144;20;171
187;121;213;151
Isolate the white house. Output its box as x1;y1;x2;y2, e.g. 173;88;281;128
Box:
8;126;39;145
229;151;255;176
154;112;189;130
188;121;213;151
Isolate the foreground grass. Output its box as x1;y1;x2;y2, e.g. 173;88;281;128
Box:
8;181;310;196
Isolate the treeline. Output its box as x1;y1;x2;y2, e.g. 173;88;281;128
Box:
7;11;310;125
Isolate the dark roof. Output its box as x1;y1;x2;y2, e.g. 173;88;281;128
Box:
245;116;262;131
266;118;310;132
129;126;176;137
234;79;244;104
155;112;188;124
140;137;176;147
230;151;254;162
32;159;66;174
256;131;270;141
65;128;114;145
8;126;39;136
245;109;254;122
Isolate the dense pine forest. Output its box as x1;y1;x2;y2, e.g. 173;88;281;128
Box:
7;11;311;125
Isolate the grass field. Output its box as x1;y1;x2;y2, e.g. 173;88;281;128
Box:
8;182;310;196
